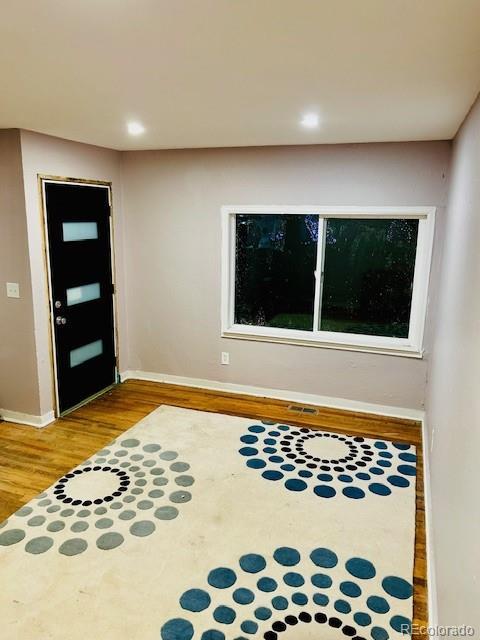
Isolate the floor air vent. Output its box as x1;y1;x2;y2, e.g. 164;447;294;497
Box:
287;404;319;415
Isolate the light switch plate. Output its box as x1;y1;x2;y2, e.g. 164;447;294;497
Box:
6;282;20;298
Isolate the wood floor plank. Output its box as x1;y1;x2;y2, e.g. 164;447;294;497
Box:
0;379;426;630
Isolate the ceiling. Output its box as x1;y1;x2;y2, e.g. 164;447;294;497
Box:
1;0;480;151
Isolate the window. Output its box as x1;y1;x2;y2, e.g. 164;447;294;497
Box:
222;206;435;356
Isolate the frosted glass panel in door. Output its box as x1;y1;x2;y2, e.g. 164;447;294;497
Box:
69;339;103;368
62;222;98;241
66;282;101;306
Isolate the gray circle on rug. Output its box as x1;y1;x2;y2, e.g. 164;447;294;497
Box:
121;439;140;448
47;520;65;533
170;462;190;473
154;506;178;520
175;475;194;487
137;500;153;510
16;506;33;517
153;477;168;486
123;495;135;503
47;505;61;513
150;468;165;476
94;507;108;515
115;450;128;457
0;529;25;546
119;510;136;521
143;460;156;467
28;516;46;527
25;536;54;554
148;490;164;498
71;521;89;533
38;499;51;507
131;454;144;462
96;532;124;550
130;520;155;537
59;538;88;556
78;510;91;518
169;491;192;504
95;518;113;529
132;488;143;495
143;444;161;453
159;451;178;461
60;509;74;517
110;502;123;510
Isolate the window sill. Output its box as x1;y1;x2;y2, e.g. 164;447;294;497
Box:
222;325;424;359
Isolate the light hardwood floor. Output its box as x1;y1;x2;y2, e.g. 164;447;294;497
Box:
0;379;426;628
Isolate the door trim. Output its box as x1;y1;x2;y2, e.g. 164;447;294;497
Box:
38;175;120;417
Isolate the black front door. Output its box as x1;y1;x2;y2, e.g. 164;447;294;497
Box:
44;180;116;414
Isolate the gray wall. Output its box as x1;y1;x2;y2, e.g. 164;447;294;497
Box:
0;130;39;414
122;141;450;411
426;94;480;626
19;130;125;416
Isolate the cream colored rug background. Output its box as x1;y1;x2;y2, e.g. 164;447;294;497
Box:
0;406;416;640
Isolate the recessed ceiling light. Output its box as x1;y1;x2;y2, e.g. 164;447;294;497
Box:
300;113;319;128
127;121;145;135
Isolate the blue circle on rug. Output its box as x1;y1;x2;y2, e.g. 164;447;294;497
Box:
398;465;416;476
257;577;277;592
254;607;272;620
213;606;236;624
262;470;284;481
208;568;237;589
390;615;411;633
284;572;305;587
367;595;390;614
241;620;258;634
285;479;307;492
313;593;329;606
201;632;225;640
382;576;413;600
292;592;308;605
239;554;266;573
340;581;361;597
346;557;376;579
371;626;389;640
233;588;255;605
354;612;372;626
161;618;194;640
274;547;300;566
180;588;211;612
246;458;266;469
312;573;332;588
343;486;365;499
314;485;336;498
272;596;289;610
387;475;409;488
310;547;338;568
239;447;258;457
369;483;391;496
335;599;351;613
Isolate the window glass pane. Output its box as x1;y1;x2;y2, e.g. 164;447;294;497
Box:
62;222;98;242
235;214;318;330
320;218;419;338
66;282;101;306
69;339;103;368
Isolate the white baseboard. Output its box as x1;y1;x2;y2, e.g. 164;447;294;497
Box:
0;408;55;428
422;416;438;630
120;369;425;422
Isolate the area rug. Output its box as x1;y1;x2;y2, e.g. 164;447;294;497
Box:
0;405;417;640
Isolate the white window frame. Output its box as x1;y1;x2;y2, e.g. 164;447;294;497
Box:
221;205;435;358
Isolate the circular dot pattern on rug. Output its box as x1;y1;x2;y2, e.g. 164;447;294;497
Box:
0;434;194;555
160;545;413;639
239;421;416;500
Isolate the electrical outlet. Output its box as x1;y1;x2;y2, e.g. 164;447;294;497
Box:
6;282;20;298
221;352;230;365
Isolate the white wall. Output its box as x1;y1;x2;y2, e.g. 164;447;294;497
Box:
122;142;450;412
19;130;126;416
426;95;480;626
